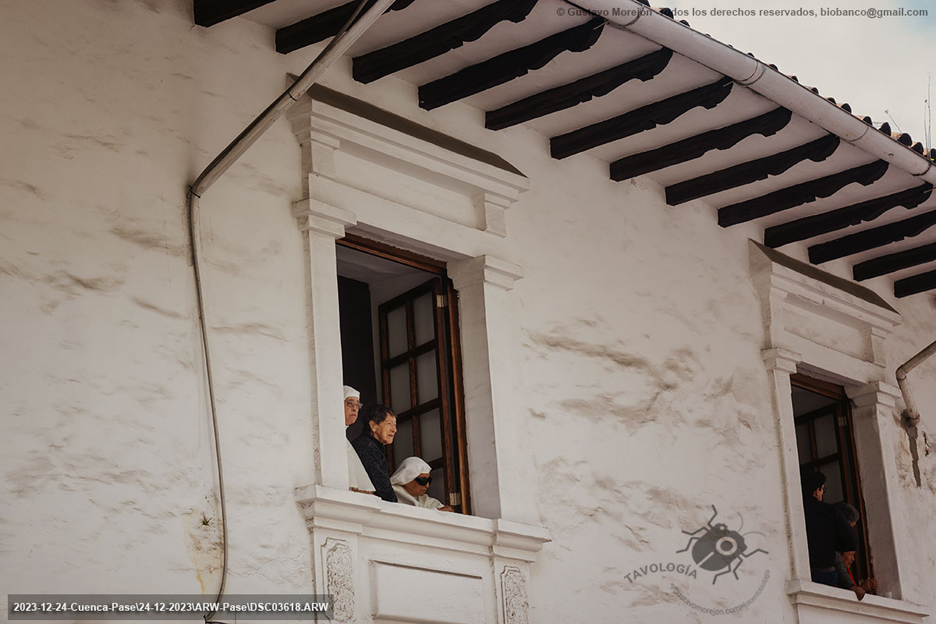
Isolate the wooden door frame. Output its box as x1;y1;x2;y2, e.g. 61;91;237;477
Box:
791;373;872;581
337;235;471;514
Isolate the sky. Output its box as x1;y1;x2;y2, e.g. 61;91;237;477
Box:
665;0;935;147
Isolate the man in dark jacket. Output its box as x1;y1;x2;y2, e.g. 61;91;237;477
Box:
801;470;857;586
352;404;398;502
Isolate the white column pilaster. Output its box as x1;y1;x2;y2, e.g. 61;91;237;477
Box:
846;381;906;599
293;198;356;491
762;347;811;582
449;255;532;523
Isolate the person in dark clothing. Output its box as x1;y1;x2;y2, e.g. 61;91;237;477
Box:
801;470;857;587
834;501;878;600
352;404;398;503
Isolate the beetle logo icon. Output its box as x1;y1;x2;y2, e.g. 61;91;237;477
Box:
677;505;767;584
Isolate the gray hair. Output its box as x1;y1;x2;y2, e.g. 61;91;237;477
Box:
835;501;860;524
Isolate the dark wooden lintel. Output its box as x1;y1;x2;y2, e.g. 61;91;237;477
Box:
808;209;936;264
353;0;538;84
276;0;416;55
764;183;933;248
551;76;734;160
610;108;791;181
666;134;840;206
895;269;936;298
419;18;605;111
194;0;276;27
485;48;673;131
853;242;936;281
718;160;889;228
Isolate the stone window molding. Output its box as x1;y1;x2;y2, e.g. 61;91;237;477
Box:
752;242;929;622
298;486;549;623
287;84;536;523
287;83;548;622
786;580;929;624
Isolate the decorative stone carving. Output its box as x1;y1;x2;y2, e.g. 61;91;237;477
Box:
501;567;530;624
323;538;354;623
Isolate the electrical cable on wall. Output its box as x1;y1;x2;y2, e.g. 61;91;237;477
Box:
184;0;397;621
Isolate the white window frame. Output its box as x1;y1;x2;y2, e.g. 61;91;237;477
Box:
287;85;535;522
285;85;549;624
751;241;929;622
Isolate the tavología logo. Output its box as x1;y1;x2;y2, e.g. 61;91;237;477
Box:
678;505;767;584
624;505;772;616
673;505;771;615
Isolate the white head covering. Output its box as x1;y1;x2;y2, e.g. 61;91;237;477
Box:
390;457;431;486
343;385;360;401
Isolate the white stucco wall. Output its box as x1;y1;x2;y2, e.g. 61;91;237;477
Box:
1;1;934;622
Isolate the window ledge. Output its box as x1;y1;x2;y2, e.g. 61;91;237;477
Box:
786;580;930;623
296;485;550;562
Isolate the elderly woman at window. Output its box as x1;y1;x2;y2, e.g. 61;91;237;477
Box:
390;457;453;511
351;404;398;502
343;386;375;495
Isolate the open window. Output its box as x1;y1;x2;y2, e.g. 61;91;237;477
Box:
792;373;871;582
336;235;470;513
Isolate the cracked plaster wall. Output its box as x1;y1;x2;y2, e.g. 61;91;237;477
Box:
1;1;935;623
0;0;317;598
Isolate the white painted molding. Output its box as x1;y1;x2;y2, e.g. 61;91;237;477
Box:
291;197;356;237
786;580;930;623
296;485;550;561
287;90;529;237
323;538;355;623
761;347;801;374
750;241;901;373
449;255;524;292
500;567;530;624
847;380;902;408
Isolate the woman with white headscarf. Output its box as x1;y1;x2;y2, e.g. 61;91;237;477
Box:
390;457;453;511
343;386;375;494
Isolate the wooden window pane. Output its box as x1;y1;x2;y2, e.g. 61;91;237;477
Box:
419;409;442;461
413;292;434;346
387;306;407;358
814;413;838;458
390;363;411;414
394;418;414;463
819;461;844;504
416;351;438;405
795;423;812;465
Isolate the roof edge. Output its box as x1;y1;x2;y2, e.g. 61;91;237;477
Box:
574;0;936;185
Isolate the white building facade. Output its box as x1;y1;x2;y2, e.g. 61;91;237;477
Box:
2;1;935;623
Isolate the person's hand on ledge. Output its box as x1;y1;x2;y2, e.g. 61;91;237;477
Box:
350;488;377;495
860;578;878;594
851;586;866;601
438;505;455;512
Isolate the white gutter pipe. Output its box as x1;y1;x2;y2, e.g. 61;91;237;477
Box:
572;0;936;185
186;0;397;620
896;337;936;426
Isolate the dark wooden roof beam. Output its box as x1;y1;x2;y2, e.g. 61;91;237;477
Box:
808;209;936;264
485;48;673;131
551;76;734;160
610;108;792;182
353;0;538;84
666;134;840;206
853;242;936;281
194;0;277;27
764;183;933;248
277;0;417;55
718;160;889;227
419;18;605;111
895;269;936;298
